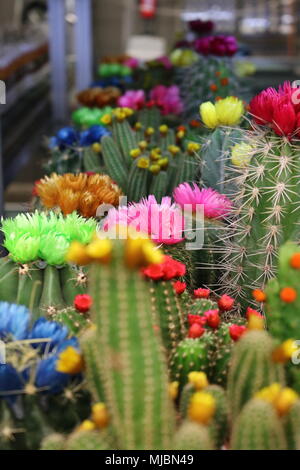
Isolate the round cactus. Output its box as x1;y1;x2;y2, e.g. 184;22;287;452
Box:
173;421;214;450
283;400;300;450
41;433;65;451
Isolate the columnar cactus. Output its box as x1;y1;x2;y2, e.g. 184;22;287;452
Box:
283;400;300;450
231;398;287;450
227;330;286;420
173;421;214;450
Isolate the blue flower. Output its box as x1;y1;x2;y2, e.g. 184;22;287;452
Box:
56;337;79;353
0;302;30;340
56;127;78;146
35;355;69;394
79;125;110;146
0;364;24;401
28;318;68;352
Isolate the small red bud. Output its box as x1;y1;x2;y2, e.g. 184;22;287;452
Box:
188;323;205;339
218;294;235;311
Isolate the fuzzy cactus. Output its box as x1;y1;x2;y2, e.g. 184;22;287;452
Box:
227;330;286;420
40;433;65;451
65;430;112;451
173;421;214;450
231;398;287;450
283;400;300;450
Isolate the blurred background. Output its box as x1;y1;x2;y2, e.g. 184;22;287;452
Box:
0;0;299;212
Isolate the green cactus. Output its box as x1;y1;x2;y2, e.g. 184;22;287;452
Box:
209;322;238;387
53;307;90;335
0;256;18;302
231;398;286;450
283;400;300;450
65;430;112;450
40;433;65;450
82;147;103;173
205;384;229;449
219;129;300;308
173;421;214;450
44;147;83;175
85;242;176;450
188;297;218;316
227;330;286;420
170;335;214;389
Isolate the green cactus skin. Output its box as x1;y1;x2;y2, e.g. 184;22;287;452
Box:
163;242;195;289
44;148;82;175
87;246;176;450
179;383;195;418
0;256;18;302
148;280;186;359
41;433;65;450
231;398;287;450
219;131;300;308
127;158;149;202
112;119;138;165
209;322;237;387
265;241;300;342
170;335;214;389
173;421;214;450
53;307;89;335
101;135;128;192
80;328;106;403
38;265;66;316
65;430;112;451
205;385;229;449
174;153;198;188
138;107;161;129
283;400;300;450
149;171;168;202
82;148;103;173
188;298;217;316
227;330;286;420
16;264;43;313
60;265;88;305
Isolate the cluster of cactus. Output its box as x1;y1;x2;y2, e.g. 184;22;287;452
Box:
0;212;94;317
218;126;300;308
178;57;243;120
100;111;199;202
0;302;91;450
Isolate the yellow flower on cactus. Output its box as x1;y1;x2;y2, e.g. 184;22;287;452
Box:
188;371;209;391
124;235;163;268
168;381;179;400
145;127;155;136
101;114;112;125
138;140;148;150
274;388;298;417
199;102;219;128
247;314;264;331
187;142;201;154
56;347;84;374
231;142;253;167
255;383;281;404
159;124;169;134
92;142;101;153
78;420;96;432
272;339;296;363
130;148;141;159
85;238;113;264
137;157;150;169
91;403;109;429
66;241;91;265
215;96;244;126
168;145;180;156
188;391;216;425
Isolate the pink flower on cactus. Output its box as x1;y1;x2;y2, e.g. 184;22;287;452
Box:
103;195;185;245
149;85;183;116
194;35;238;57
123;57;140;69
118;90;146;110
155;56;173;69
173;183;232;219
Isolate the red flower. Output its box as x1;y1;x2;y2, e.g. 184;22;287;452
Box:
206;310;220;329
173;281;186;295
85;171;95;176
272;100;296;137
249;87;278;125
188;323;205;339
142;264;164;280
194;288;210;299
142;255;186;281
229;324;246;342
187;314;207;327
246;307;263;319
74;294;92;313
218;294;235;311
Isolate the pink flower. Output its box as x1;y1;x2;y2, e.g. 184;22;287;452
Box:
118;90;146;110
103;195;185;245
149;85;183;116
123;57;139;69
155;56;173;69
249;87;279;125
173;183;232;219
194;35;237;57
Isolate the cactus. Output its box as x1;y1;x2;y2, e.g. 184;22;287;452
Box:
83;238;176;450
209;322;238;387
283;400;300;450
231;398;286;450
205;384;229;449
227;330;286;420
218;126;300;308
173;421;214;450
65;430;112;450
170;335;214;389
41;433;65;450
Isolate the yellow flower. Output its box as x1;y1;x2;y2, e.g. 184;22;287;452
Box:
56;346;84;374
92;143;101;153
231;142;253;167
200;101;219;128
123;107;134;117
78;420;96;431
157;158;168;170
187;142;201;154
159;124;169;134
86;238;113;264
91;403;109;429
124;236;163;268
66;241;91;265
137;157;150;169
141;240;164;265
188;372;208;391
134;122;142;130
114;108;127;121
130;148;141;159
138;140;148;150
247;314;264;330
274;388;298;417
168;381;179;400
101;114;112;125
255;383;281;404
272;339;296;363
214;96;244;126
149;164;161;174
145;127;155;136
188;392;216;425
176;130;185;139
150;150;160;161
168;145;180;156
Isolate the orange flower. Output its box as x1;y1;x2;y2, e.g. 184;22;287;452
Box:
210;84;218;92
290;253;300;269
220;77;229;86
280;287;297;303
252;289;266;302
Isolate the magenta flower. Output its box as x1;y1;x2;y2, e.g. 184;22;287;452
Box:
103;195;185;245
173;183;232;219
188;19;214;35
155;56;173;69
118;90;146;110
194;35;238;57
123;57;140;69
149;85;183;116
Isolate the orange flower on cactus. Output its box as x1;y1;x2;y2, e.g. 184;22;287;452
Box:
280;287;297;303
36;173;122;218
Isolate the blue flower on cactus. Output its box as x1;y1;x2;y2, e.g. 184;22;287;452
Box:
49;136;59;149
56;127;78;146
79;125;110;146
35;355;69;394
28;318;68;352
0;364;24;401
0;302;30;341
56;336;79;353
